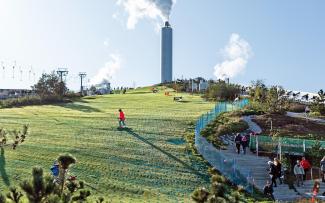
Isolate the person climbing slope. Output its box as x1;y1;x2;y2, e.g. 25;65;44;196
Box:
234;133;242;154
118;109;126;128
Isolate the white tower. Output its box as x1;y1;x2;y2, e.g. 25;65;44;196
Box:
161;21;173;83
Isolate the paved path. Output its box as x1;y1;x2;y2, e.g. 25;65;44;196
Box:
295;179;325;201
222;135;302;201
242;116;262;134
286;112;325;124
222;116;302;201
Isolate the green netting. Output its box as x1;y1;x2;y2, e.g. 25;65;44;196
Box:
249;135;325;155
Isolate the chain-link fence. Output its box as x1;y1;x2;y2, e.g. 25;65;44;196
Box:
249;135;325;155
194;99;255;193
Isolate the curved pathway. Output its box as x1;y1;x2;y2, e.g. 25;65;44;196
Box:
286;112;325;124
222;116;302;201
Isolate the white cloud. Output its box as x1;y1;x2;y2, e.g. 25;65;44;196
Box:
103;38;110;47
89;54;121;85
214;33;253;80
116;0;175;29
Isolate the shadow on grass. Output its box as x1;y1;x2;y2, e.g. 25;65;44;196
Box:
125;128;209;181
55;103;101;113
0;148;10;186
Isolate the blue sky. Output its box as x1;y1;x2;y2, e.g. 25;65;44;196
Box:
0;0;324;92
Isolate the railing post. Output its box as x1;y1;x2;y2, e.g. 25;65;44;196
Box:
256;135;259;157
279;138;282;161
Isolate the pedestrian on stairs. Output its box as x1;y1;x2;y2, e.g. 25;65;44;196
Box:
241;134;248;155
320;156;325;183
263;180;275;201
268;161;277;187
300;156;311;180
234;133;241;154
294;160;304;187
274;158;283;185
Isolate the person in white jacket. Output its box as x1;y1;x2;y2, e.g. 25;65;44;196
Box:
294;160;305;187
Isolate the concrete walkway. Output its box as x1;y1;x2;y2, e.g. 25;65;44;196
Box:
286;112;325;124
222;135;302;201
223;116;302;201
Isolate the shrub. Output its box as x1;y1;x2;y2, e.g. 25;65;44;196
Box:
0;95;71;108
309;111;321;117
204;82;241;101
288;103;306;113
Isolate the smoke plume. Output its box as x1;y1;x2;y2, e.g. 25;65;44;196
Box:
89;54;121;85
214;33;253;80
116;0;176;29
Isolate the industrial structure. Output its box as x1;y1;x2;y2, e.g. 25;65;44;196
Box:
161;21;173;83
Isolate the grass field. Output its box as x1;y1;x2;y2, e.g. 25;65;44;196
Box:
0;87;215;202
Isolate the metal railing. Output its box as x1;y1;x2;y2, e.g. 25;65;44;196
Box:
194;99;255;193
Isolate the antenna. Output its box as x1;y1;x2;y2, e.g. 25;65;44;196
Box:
12;60;16;79
1;61;4;79
57;68;69;82
19;66;23;81
78;72;87;95
29;66;32;80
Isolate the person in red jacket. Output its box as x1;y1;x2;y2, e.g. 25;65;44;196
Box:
300;156;311;180
118;109;126;128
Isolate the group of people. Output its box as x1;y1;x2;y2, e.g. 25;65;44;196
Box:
264;156;325;201
234;133;250;155
293;157;311;187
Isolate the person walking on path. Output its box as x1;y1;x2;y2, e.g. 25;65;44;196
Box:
320;156;325;183
234;133;242;154
300;156;311;180
118;109;126;128
312;181;320;203
268;161;277;187
241;134;248;155
263;180;275;200
274;158;283;185
294;160;305;187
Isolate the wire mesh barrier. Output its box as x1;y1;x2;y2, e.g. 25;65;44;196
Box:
194;99;256;193
249;135;325;155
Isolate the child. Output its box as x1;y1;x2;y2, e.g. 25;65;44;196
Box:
118;109;126;128
263;180;275;200
50;160;59;177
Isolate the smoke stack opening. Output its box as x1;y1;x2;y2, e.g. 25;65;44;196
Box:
164;21;171;27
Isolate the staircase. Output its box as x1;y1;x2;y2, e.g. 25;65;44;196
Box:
222;141;303;201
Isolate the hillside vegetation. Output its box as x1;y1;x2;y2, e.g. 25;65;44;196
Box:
0;87;215;202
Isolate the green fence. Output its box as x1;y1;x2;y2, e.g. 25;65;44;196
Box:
249;135;325;155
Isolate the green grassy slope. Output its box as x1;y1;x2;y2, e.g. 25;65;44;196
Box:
0;87;214;202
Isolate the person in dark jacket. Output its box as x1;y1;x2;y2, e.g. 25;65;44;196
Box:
268;161;277;187
274;158;282;184
234;133;241;154
241;134;249;155
263;180;275;200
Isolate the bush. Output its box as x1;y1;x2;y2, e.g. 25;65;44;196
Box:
204;82;241;101
288;103;306;113
309;111;321;117
0;95;69;108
